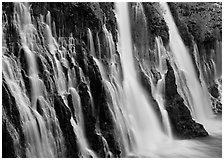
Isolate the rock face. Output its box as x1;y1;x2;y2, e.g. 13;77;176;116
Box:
209;79;222;114
165;61;208;138
53;95;79;157
76;43;121;157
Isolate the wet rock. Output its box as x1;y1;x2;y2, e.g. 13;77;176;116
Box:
2;80;25;157
99;96;120;155
74;65;83;85
137;64;163;124
36;53;57;96
75;44;89;76
211;98;222;114
87;55;121;157
53;95;79;157
18;47;29;75
2;116;17;158
78;82;105;156
165;60;208;138
65;53;75;69
21;69;31;100
78;62;121;157
209;84;219;98
99;2;118;43
67;93;77;122
78;82;109;158
36;54;45;79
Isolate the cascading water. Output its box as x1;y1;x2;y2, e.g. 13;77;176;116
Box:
214;40;222;79
69;88;97;158
160;3;214;126
116;3;166;154
151;37;172;139
2;2;222;158
2;2;97;158
2;3;65;157
87;28;96;58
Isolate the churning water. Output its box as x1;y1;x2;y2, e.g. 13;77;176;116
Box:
2;2;222;158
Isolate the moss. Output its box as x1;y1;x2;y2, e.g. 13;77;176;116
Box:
143;3;169;47
175;2;222;45
173;2;222;60
168;2;201;80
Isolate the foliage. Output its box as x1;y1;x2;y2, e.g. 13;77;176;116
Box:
168;2;195;52
142;2;170;47
175;2;222;45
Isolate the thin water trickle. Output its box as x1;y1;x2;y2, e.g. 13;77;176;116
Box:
152;37;172;138
87;28;96;57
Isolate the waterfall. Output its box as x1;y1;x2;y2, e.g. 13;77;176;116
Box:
214;40;222;79
2;2;96;157
2;3;65;157
87;28;96;57
160;3;214;126
129;3;173;139
2;2;222;158
116;3;165;154
69;88;97;158
151;37;172;139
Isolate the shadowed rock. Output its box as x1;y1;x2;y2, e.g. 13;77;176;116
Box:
165;60;208;138
53;95;79;157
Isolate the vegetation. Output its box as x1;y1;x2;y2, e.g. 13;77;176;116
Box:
174;2;222;52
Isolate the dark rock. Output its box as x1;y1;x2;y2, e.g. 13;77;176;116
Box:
211;98;222;114
209;84;219;98
78;82;105;156
2;116;17;158
78;59;121;157
18;47;29;75
21;69;31;100
99;85;121;157
75;44;89;76
74;65;83;85
67;93;77;122
87;54;121;157
53;95;79;157
36;53;57;96
165;60;208;138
